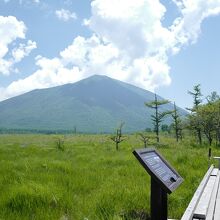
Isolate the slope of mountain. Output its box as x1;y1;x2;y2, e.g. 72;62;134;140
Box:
0;75;187;133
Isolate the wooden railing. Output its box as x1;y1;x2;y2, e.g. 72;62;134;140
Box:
181;164;220;220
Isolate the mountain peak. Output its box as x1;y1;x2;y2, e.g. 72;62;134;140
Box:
88;74;110;79
81;74;115;82
0;75;187;133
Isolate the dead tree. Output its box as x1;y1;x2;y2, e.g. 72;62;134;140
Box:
110;122;125;150
138;132;155;148
55;136;65;151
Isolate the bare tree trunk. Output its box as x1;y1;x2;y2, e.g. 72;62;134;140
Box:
116;141;119;151
175;128;179;142
198;129;202;145
155;100;159;143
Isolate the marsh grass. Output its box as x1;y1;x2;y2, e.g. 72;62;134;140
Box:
0;134;219;219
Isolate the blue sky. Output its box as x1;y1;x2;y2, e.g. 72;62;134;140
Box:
0;0;220;109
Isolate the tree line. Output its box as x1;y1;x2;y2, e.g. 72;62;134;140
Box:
144;84;220;146
186;85;220;146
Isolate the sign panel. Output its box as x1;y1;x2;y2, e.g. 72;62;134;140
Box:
133;148;183;194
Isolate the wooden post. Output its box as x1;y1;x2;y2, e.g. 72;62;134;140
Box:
208;148;212;168
213;156;220;170
151;178;167;220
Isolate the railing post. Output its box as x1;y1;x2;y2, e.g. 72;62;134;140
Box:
213;156;220;170
208;148;212;168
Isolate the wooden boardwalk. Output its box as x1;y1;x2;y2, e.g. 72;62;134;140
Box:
181;165;220;220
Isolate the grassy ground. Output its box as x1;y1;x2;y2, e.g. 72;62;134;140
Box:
0;134;219;220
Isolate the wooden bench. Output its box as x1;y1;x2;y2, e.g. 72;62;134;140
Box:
181;165;220;220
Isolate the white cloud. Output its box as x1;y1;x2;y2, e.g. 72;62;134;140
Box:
0;57;81;101
171;0;220;46
12;40;37;62
0;16;26;48
88;0;169;57
0;59;13;76
0;16;36;76
1;0;220;101
55;9;77;22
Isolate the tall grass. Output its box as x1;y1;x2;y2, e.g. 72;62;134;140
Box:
0;134;219;219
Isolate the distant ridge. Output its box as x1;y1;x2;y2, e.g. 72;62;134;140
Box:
0;75;187;133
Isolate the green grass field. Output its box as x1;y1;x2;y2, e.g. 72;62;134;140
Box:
0;134;219;220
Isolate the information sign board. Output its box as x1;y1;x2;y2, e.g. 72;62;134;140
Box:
133;148;183;194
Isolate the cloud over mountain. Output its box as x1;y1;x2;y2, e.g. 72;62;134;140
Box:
1;0;220;101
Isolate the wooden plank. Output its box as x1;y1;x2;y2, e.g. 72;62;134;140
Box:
181;165;214;220
206;171;220;220
193;176;216;219
214;172;220;220
211;168;219;176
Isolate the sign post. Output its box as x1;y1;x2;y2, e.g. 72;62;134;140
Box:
151;177;167;220
133;148;183;220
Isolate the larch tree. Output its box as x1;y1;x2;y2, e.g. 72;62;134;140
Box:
197;103;216;146
171;102;183;142
187;84;203;145
145;94;171;143
206;91;220;145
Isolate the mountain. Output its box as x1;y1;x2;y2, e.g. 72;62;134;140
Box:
0;75;187;133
